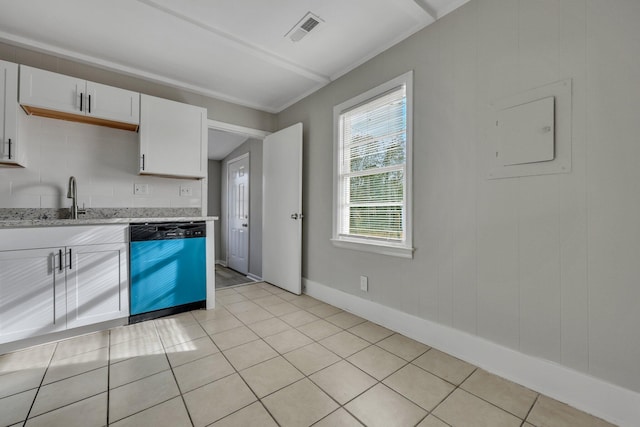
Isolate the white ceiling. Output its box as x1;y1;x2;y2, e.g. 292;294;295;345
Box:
208;129;248;160
0;0;470;113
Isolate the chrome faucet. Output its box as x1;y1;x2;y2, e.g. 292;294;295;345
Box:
67;176;86;219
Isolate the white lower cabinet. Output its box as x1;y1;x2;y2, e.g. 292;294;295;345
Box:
0;225;129;344
0;248;66;344
66;243;128;329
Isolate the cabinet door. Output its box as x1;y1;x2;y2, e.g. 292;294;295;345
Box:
66;243;129;329
86;81;140;125
0;248;66;344
19;65;85;116
139;94;207;178
0;60;22;166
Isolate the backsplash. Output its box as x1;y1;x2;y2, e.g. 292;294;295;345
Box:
0;115;204;210
0;207;202;221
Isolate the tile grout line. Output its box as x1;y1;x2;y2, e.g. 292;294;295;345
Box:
155;316;197;427
105;322;180;425
520;394;540;427
206;318;283;427
21;341;57;425
455;368;540;423
106;330;111;426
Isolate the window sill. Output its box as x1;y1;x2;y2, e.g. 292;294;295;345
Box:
330;238;414;259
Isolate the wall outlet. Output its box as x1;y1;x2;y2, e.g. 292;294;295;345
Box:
133;183;149;195
360;276;368;292
179;185;193;197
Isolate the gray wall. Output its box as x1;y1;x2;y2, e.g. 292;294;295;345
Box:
277;0;640;394
207;160;222;262
0;41;277;132
220;139;263;278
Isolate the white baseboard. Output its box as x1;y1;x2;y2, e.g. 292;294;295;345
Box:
303;278;638;427
216;260;227;267
247;273;262;282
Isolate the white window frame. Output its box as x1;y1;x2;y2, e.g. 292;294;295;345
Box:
331;71;414;258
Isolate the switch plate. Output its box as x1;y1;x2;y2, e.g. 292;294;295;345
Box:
360;276;368;292
180;185;193;197
134;184;149;195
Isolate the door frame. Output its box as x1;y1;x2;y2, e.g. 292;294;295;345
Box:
226;152;250;272
208;120;270;140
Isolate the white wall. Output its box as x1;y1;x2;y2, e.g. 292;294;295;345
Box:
0;115;203;209
278;0;640;397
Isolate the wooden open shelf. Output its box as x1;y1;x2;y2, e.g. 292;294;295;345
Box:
21;105;139;132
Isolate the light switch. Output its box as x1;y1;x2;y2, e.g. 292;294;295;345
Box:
497;96;555;166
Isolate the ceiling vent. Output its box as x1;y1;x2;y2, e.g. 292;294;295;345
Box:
285;12;323;42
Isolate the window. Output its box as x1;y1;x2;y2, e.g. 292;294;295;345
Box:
332;71;413;258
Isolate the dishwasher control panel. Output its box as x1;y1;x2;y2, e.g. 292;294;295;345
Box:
130;221;206;241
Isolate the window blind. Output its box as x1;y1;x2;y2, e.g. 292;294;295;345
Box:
338;85;407;241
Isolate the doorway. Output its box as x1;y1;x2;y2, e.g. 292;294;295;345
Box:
207;120;303;293
227;153;250;275
207;121;269;289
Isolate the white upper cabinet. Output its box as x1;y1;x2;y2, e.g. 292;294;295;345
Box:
0;60;24;167
19;65;85;116
139;94;207;179
19;65;140;131
86;81;140;125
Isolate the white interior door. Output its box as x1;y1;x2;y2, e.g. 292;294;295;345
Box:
228;154;250;274
262;123;303;294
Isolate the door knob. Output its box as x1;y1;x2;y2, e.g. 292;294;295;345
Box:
242;223;248;227
291;213;298;220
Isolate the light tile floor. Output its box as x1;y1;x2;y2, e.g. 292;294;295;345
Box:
0;282;617;427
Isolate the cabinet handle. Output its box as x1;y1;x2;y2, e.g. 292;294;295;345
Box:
7;138;11;160
68;249;72;270
88;94;91;113
58;249;63;271
141;154;145;171
80;92;83;112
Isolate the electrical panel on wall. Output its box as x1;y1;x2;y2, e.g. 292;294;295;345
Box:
488;79;572;179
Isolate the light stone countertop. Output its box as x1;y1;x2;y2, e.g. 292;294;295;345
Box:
0;216;219;229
